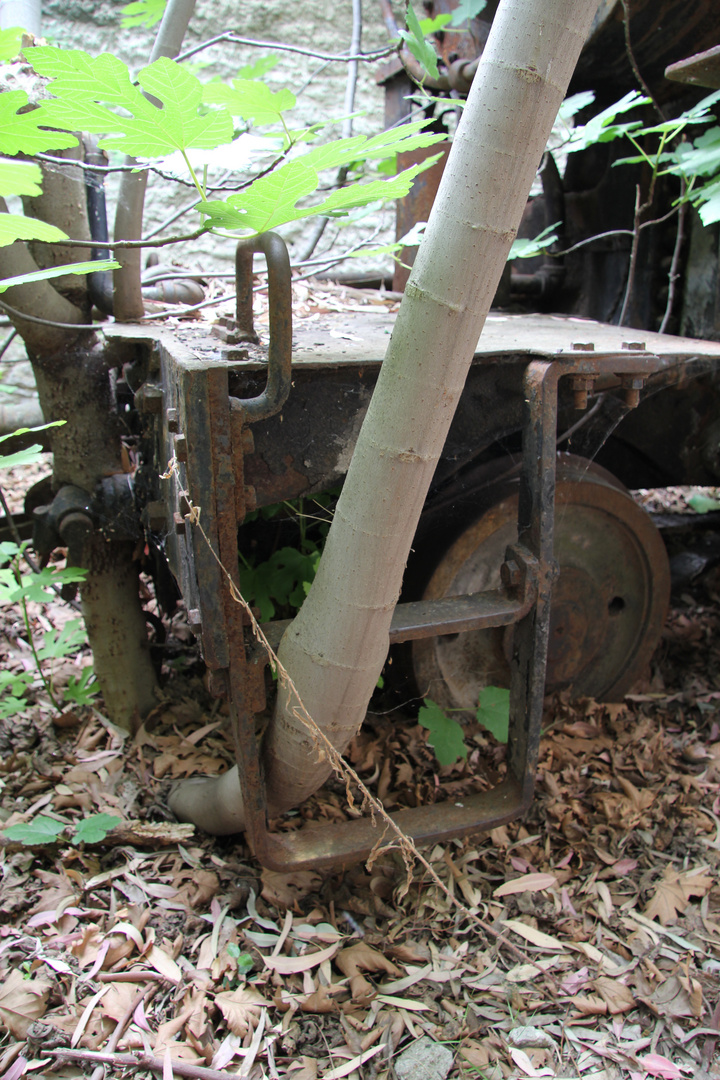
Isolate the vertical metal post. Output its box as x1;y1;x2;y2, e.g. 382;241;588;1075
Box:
506;361;561;802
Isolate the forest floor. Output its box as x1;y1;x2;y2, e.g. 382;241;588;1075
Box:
1;304;720;1080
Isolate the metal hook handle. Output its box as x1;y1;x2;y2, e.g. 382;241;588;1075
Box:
231;232;292;422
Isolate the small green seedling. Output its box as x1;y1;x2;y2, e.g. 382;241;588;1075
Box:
3;812;121;847
476;685;510;743
418;698;468;766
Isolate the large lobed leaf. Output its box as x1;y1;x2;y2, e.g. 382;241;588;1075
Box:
202;79;296;127
28;48;233;157
197;121;444;234
0;213;67;247
198;157;438;233
0;157;43;197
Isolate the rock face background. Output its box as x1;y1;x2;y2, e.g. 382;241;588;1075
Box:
40;0;396;278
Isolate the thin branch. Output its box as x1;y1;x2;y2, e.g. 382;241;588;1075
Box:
140;233;388;320
620;0;666;124
659;180;687;334
176;32;394;66
618;184;644;326
90;983;159;1080
30;226;208;251
0;299;102;331
52;1048;247;1080
0;327;17;359
38;153;222;188
296;0;363;263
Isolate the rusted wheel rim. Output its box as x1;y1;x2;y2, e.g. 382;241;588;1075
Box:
412;457;670;709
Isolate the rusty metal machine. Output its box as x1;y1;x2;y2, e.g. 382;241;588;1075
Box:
107;12;720;866
115;241;720;869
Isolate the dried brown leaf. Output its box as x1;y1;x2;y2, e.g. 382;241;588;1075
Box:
261;868;323;909
214;987;270;1036
635;972;703;1019
592;976;635;1014
0;970;51;1038
645;866;713;925
336;943;401;1001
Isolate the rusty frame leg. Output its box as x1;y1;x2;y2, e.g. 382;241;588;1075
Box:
235;360;563;871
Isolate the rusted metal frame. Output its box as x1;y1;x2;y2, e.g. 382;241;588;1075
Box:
248;351;664;869
244;363;557;871
221;235;293;859
177;359;270;853
506;360;561;807
168;329;662;867
262;585;538;653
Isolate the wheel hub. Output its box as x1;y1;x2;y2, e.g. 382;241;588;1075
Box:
412;457;670;711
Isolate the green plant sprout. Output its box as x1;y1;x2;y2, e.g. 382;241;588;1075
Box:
238;494;334;621
2;811;121;846
564;87;720;224
419;685;511;767
418;699;468;766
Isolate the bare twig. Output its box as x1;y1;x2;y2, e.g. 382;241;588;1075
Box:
90;983;159;1080
176;33;394;66
620;0;666;124
53;1048;247;1080
29;227;208;251
659;180;687;334
0;299;102;331
296;0;363;263
96;971;168;982
618;183;646;326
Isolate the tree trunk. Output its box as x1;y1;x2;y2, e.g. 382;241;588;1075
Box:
0;162;160;731
169;0;602;834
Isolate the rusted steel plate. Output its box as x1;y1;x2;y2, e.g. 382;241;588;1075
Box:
666;44;720;90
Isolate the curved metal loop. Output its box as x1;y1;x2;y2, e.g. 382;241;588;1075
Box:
232;232;293;422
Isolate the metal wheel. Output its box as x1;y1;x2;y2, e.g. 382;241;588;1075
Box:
412;455;670;708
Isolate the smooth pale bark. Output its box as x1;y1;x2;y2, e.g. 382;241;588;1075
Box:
170;0;601;834
113;0;198;321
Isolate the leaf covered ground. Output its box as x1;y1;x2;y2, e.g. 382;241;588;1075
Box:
1;555;719;1080
1;295;720;1080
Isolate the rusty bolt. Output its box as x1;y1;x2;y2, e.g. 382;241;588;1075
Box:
187;608;202;628
622;375;645;409
174;433;188;462
166;407;180;433
134;383;163;414
501;559;521;590
241;427;255;455
571;375;595;411
571;341;595;351
173;511;186;536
